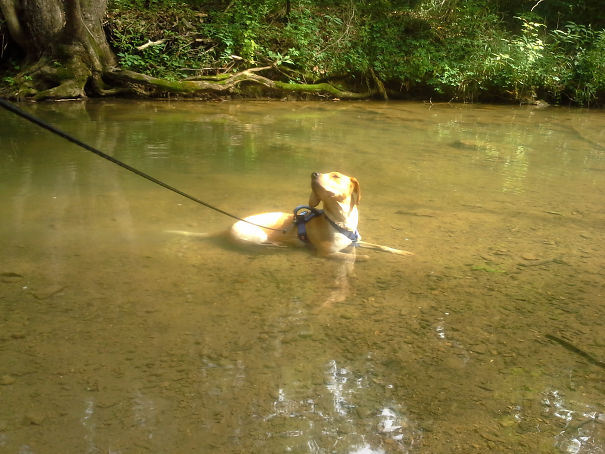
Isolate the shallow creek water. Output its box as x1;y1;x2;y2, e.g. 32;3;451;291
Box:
0;100;604;453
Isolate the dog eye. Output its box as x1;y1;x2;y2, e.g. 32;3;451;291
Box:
331;174;340;179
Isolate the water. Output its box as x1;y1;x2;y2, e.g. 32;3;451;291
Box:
0;100;604;453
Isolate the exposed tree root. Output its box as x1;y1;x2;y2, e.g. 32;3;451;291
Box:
2;63;376;101
103;67;375;100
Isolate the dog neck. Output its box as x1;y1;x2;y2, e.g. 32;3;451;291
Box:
323;204;359;232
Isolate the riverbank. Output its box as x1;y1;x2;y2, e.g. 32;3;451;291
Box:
1;1;604;106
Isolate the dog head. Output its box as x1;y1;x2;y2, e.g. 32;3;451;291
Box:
309;171;361;220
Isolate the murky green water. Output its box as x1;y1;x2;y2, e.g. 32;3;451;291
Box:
1;100;604;453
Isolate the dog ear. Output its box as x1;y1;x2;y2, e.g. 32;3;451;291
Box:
350;177;361;206
309;189;321;207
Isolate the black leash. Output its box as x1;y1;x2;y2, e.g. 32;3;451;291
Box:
0;98;284;232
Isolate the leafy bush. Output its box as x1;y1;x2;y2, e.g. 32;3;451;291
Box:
202;1;279;64
103;0;605;105
106;2;215;79
424;2;509;101
549;23;605;105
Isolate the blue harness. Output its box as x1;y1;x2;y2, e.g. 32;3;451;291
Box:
293;205;360;245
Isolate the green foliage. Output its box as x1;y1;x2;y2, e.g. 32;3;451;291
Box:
266;50;294;66
110;0;184;8
415;6;605;106
362;11;436;88
486;18;605;105
549;23;605;105
106;1;215;79
423;2;509;100
2;76;16;86
202;1;279;63
103;0;605;105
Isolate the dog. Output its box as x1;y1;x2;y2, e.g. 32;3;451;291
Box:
229;171;414;260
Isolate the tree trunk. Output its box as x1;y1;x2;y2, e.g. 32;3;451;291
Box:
0;0;116;99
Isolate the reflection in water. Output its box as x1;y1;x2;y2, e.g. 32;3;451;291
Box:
132;389;157;440
144;141;170;159
0;100;603;453
543;390;604;454
81;399;96;454
326;359;359;417
501;145;529;194
264;358;420;453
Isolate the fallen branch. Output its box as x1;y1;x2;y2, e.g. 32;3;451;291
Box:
531;0;545;11
103;66;375;99
136;39;166;51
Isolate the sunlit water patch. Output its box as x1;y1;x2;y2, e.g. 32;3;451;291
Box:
543;390;604;454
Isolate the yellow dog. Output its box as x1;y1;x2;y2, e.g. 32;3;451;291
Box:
230;172;413;259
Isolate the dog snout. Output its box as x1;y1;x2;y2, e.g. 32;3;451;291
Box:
311;172;320;179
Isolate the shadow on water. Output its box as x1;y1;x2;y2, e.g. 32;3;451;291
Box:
0;100;604;453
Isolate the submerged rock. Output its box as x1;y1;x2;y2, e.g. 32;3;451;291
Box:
0;375;16;385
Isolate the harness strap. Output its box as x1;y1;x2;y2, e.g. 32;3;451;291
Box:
293;205;360;245
324;215;360;244
293;205;322;243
